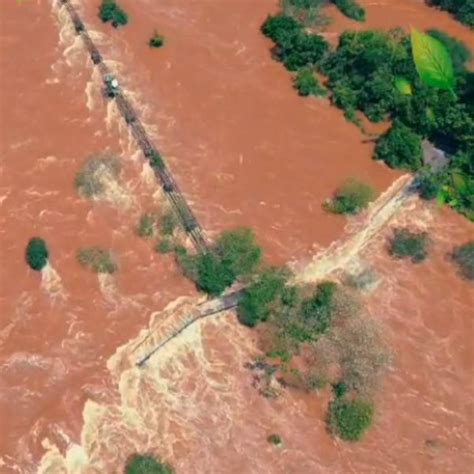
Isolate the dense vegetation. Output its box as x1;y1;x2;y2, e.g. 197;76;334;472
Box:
327;398;374;441
388;228;430;263
77;247;117;274
324;178;376;215
99;0;128;28
176;228;261;296
427;0;474;28
451;241;474;280
125;454;174;474
332;0;365;22
26;237;49;271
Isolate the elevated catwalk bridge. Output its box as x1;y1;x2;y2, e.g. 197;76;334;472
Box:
60;0;208;253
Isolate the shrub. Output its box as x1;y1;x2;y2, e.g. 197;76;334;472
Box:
327;398;374;441
267;434;282;445
26;237;49;271
77;247;117;274
125;454;174;474
414;170;442;200
451;241;474;280
136;213;156;239
99;0;128;28
281;0;329;27
324;179;376;215
388;228;429;263
294;68;326;97
238;268;289;327
374;121;423;172
149;31;165;48
156;238;174;254
175;246;198;280
332;0;366;22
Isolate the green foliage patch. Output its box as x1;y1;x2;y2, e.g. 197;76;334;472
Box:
149;31;165;48
427;0;474;28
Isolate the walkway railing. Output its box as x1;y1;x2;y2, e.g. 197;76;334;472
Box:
60;0;208;253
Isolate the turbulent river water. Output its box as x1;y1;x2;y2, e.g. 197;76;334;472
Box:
0;0;473;473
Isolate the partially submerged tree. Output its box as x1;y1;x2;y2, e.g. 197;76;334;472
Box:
388;228;430;263
77;247;117;274
451;241;474;280
327;398;374;441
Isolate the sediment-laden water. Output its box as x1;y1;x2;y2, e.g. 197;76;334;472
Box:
0;0;472;473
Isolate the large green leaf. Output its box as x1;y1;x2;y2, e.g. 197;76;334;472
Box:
411;28;455;90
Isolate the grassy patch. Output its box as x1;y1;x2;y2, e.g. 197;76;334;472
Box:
136;213;156;239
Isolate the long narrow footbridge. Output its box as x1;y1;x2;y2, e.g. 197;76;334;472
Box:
59;0;208;253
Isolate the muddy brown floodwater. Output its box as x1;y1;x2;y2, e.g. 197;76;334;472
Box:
0;0;473;473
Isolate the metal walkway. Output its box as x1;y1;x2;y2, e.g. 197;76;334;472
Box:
60;0;208;253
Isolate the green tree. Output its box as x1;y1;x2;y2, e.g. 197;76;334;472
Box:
26;237;49;271
374;121;423;171
125;454;174;474
327;398;374;441
195;252;235;296
99;0;128;27
427;0;474;28
300;281;337;335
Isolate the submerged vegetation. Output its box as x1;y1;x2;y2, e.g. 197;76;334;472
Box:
388;228;430;263
426;0;474;28
324;179;376;215
75;154;120;199
451;241;474;280
331;0;365;22
26;237;49;271
99;0;128;28
77;247;117;274
125;454;174;474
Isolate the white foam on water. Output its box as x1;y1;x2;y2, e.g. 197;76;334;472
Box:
41;262;68;301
